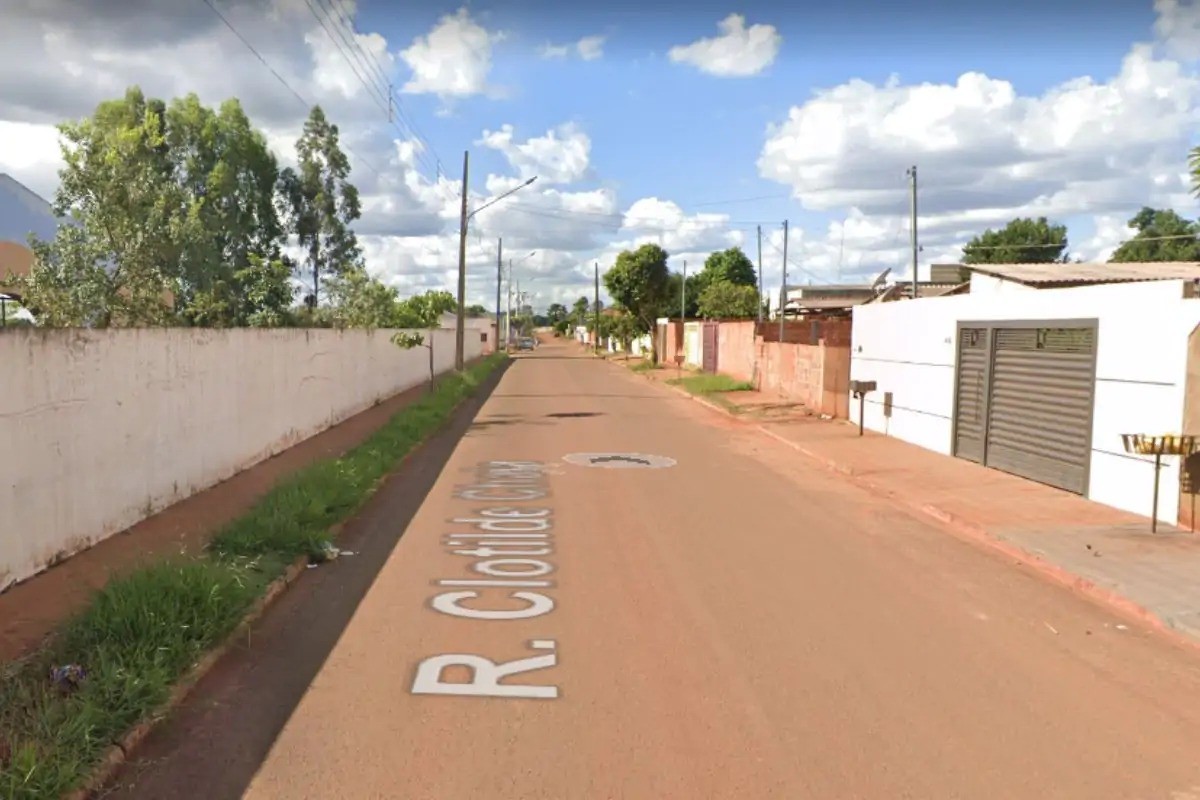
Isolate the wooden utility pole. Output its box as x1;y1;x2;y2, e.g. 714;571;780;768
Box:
907;165;918;300
594;262;600;355
756;225;763;324
454;149;469;371
779;220;789;341
495;237;502;353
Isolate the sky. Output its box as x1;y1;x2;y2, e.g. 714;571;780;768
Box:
1;0;1199;312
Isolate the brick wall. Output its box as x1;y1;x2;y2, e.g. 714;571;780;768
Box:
694;318;851;418
716;320;756;381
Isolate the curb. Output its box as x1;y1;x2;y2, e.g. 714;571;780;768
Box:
65;360;510;799
66;555;309;800
653;375;1200;653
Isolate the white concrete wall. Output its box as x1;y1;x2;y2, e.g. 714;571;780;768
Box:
0;327;480;590
850;280;1200;523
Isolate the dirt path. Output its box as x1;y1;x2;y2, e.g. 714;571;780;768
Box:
107;341;1200;799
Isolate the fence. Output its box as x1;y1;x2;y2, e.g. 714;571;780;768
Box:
0;326;478;590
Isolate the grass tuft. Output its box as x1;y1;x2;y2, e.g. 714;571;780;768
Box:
0;354;506;799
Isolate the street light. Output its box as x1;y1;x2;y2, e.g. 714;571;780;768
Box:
506;250;536;347
455;154;538;370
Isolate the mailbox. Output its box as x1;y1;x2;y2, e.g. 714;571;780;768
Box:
848;379;876;398
847;379;877;437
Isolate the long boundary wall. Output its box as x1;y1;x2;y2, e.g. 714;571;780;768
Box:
0;327;478;590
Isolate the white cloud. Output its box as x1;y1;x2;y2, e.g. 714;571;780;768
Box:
399;7;501;99
540;34;606;61
757;22;1200;279
668;14;781;78
1155;0;1200;59
477;122;592;184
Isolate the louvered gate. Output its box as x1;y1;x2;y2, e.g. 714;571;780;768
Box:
952;321;1098;495
952;327;988;463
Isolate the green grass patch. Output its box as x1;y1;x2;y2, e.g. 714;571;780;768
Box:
0;354;507;799
668;373;754;395
628;360;656;373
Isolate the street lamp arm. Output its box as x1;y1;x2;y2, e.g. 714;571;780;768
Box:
467;176;538;222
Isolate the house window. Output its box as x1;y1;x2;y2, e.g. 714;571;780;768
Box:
480;332;487;343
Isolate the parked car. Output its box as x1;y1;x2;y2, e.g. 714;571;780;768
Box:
518;337;535;351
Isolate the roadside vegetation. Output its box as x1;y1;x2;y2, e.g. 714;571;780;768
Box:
668;373;754;412
0;354;506;800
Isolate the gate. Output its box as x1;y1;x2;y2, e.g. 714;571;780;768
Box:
951;320;1098;495
702;322;719;373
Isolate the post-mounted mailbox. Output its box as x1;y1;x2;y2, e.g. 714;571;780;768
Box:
848;380;876;397
847;380;877;436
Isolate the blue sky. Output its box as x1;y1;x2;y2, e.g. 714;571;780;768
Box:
0;0;1197;307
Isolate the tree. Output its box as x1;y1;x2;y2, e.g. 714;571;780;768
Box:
20;87;182;326
325;267;400;328
962;217;1069;264
664;271;700;318
280;105;362;308
1109;207;1200;262
571;296;589;323
167;94;282;320
699;247;757;288
546;302;568;323
603;243;670;363
395;290;456;329
697;280;760;319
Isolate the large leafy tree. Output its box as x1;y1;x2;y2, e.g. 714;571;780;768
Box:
280;105;362;308
962;217;1069;264
166;94;284;322
571;296;590;324
603;243;670;363
396;290;456;328
697;281;760;319
546;302;568;323
698;247;757;288
1109;207;1200;262
20;87;181;326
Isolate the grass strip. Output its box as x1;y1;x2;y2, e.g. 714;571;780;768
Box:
667;373;755;413
0;354;507;800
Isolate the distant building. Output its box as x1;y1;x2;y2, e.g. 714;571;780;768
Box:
0;174;61;300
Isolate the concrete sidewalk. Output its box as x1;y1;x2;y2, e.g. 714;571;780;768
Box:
645;364;1200;647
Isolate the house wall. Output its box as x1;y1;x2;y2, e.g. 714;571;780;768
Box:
850;280;1200;524
716;320;757;381
0;326;479;591
0;241;33;294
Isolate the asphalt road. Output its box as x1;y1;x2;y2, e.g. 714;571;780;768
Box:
107;339;1200;800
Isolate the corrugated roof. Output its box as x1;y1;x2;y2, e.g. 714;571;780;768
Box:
966;262;1200;285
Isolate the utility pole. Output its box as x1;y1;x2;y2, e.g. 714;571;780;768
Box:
593;262;600;355
681;260;687;321
907;165;918;300
454;149;470;371
505;259;513;349
756;225;763;324
779;220;789;341
495;237;502;354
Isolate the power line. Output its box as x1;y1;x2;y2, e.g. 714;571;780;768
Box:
200;0;386;178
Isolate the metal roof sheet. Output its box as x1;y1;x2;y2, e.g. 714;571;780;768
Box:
966;262;1200;285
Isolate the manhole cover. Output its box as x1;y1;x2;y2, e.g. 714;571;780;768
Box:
562;452;677;469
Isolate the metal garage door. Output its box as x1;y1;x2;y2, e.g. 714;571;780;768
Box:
952;327;988;463
952;322;1097;495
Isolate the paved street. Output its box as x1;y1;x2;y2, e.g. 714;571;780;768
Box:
110;339;1200;799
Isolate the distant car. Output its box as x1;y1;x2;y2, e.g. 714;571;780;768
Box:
518;337;536;351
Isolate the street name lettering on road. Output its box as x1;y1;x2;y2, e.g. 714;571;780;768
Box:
411;460;560;700
562;452;677;469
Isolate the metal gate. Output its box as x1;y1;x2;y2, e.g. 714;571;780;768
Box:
702;322;719;373
951;321;1098;494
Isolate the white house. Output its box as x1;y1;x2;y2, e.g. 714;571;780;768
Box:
850;262;1200;527
439;311;497;353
